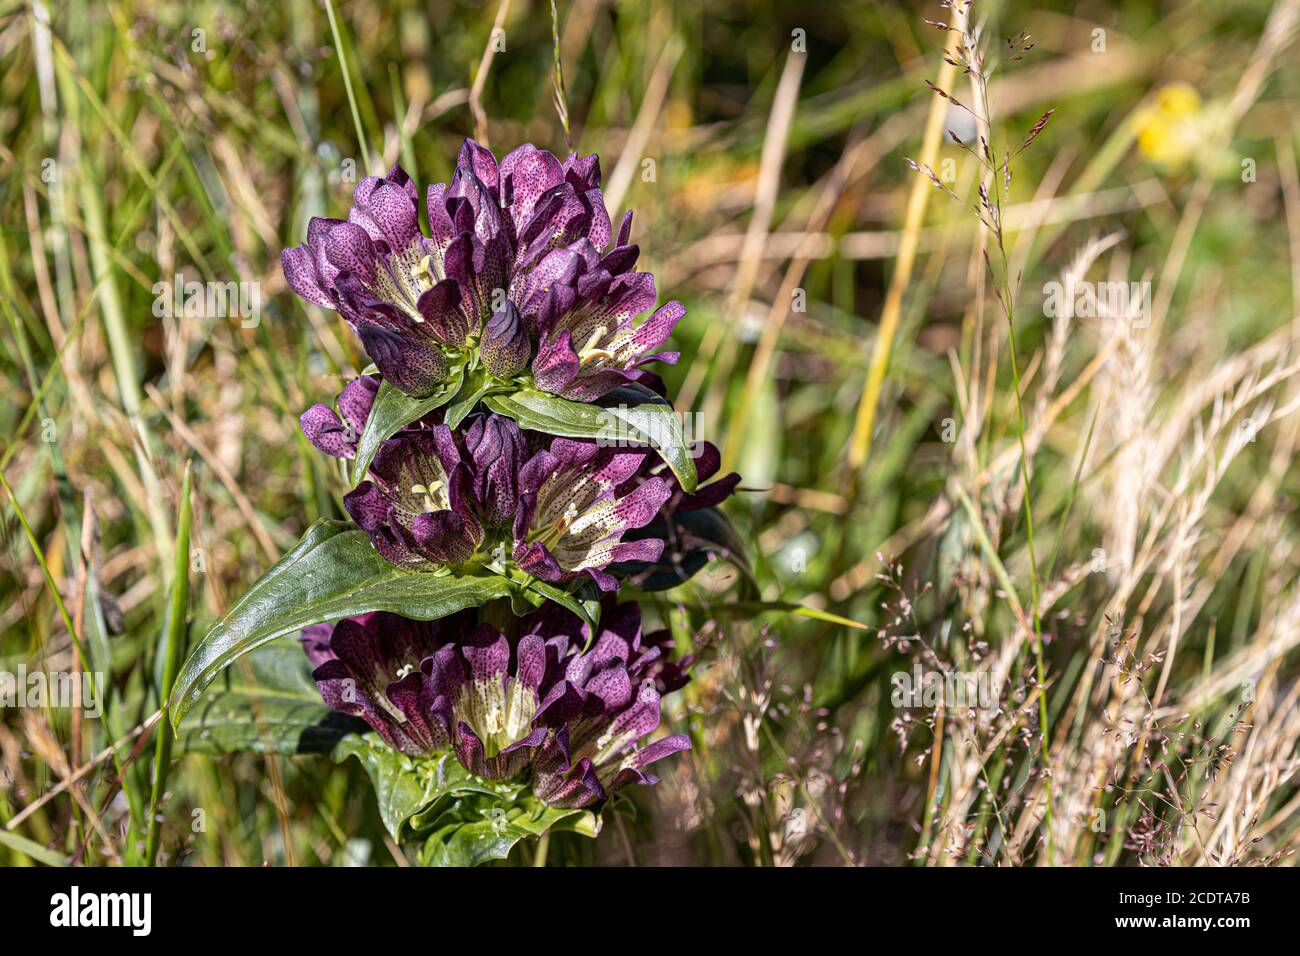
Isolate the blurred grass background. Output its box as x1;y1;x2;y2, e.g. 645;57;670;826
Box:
2;0;1300;865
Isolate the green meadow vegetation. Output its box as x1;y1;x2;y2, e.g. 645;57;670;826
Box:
2;0;1299;866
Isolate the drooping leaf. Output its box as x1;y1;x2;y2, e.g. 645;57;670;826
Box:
352;367;464;483
483;387;606;434
175;640;362;755
509;571;598;634
485;383;697;491
168;519;516;725
600;383;698;492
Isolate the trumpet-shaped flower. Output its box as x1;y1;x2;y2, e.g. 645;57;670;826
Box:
342;427;484;568
299;374;380;460
531;601;691;807
513;437;671;590
345;415;670;588
300;612;453;756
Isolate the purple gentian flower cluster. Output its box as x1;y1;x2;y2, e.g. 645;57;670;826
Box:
337;413;672;589
283;139;739;815
300;602;690;807
282;141;682;399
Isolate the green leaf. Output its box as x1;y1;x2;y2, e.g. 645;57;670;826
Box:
148;461;193;864
168;519;516;726
508;572;598;635
716;601;868;630
333;734;601;858
443;367;500;429
601;383;698;492
175;641;357;755
352;368;464;483
0;830;67;867
333;734;522;841
419;796;599;867
485;383;698;491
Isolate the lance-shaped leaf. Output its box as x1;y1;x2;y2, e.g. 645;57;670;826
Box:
714;601;868;630
485;383;697;491
351;366;464;483
0;830;66;868
168;519;516;726
506;568;599;634
175;641;363;756
443;365;504;429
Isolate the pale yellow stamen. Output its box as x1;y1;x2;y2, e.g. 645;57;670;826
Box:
529;501;580;548
577;326;616;366
410;480;444;512
411;254;437;302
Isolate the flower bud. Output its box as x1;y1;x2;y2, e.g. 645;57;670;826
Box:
464;413;526;527
480;301;529;379
356;320;448;396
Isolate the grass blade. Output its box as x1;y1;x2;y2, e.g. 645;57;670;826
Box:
146;461;193;866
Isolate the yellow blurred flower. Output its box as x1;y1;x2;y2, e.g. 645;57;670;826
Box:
1134;83;1203;168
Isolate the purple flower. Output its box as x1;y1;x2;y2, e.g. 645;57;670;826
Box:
342;427;484;569
531;281;684;403
479;301;529;379
423;624;557;779
300;612;453;756
531;600;691;808
302;610;563;773
281;142;682;399
610;442;743;589
513;437;672;591
453;141;685;400
281;167;454;395
345;417;671;588
299;374;380;460
462;412;526;528
302;601;691;803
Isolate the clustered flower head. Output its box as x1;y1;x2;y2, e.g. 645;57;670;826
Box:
300;602;691;808
283;138;739;816
281;141;683;400
340;413;673;589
